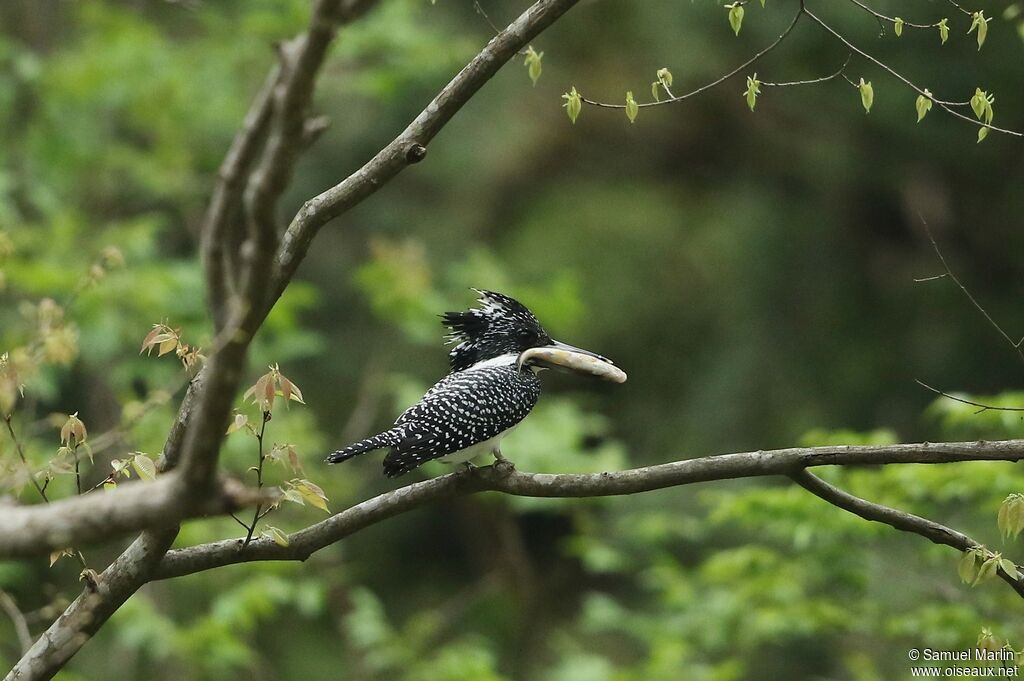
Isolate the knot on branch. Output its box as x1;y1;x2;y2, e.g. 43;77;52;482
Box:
405;143;427;164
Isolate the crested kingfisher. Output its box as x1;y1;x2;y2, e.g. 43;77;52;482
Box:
326;290;617;477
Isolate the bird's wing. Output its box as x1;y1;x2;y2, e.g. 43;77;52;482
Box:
383;365;540;477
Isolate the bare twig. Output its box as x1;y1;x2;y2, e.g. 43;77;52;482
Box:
790;469;1024;598
917;220;1024;362
761;53;851;88
915;379;1024;414
0;589;32;654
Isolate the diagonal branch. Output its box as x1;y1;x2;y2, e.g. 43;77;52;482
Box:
154;438;1024;579
271;0;584;308
789;468;1024;598
803;7;1022;137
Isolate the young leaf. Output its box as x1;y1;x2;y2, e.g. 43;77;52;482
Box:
975;555;999;584
894;17;903;37
959;549;981;584
625;91;638;123
60;413;87;446
999;558;1020;581
977;126;989;143
968;11;988;50
278;374;305;405
292;479;330;512
656;67;673;89
971;88;987;119
728;3;745;36
938;18;949;44
261;526;290;547
523;46;543;86
131;453;157;481
651;81;660;102
759;0;765;6
915;91;932;122
858;78;874;114
562;87;582;124
743;73;761;112
227;412;249;435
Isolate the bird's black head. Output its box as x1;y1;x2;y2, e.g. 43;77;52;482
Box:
442;290;553;372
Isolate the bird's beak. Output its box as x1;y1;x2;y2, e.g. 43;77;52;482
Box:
547;339;612;364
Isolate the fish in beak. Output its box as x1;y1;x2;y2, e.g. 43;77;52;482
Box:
517;340;627;384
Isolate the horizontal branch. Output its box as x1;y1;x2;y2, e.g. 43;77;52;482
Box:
155;438;1024;579
0;474;272;558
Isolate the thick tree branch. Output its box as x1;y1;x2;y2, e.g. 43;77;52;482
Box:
271;0;584;307
6;529;177;681
789;469;1024;598
0;474;271;558
8;2;580;678
155;439;1024;579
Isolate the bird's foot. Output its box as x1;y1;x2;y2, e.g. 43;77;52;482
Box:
491;457;516;476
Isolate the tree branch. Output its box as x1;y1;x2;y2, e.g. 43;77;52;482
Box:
271;0;584;308
155;439;1024;579
789;469;1024;598
0;474;272;558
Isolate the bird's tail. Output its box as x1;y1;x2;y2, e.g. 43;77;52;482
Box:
326;430;401;465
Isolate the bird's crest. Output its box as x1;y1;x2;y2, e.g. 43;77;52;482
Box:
441;289;551;372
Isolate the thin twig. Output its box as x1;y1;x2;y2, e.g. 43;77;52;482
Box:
915;379;1024;414
241;410;271;548
803;8;1022;137
761;53;851;88
918;219;1024;362
4;414;49;502
846;0;942;29
0;589;32;654
579;5;805;109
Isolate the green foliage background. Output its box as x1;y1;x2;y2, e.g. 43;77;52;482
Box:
1;0;1024;679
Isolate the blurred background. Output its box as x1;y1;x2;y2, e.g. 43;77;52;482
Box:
2;0;1024;678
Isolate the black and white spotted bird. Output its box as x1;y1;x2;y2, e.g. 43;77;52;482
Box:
326;290;616;477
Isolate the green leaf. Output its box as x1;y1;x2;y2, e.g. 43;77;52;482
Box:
977;126;989;143
651;81;660;102
562;87;582;124
625;91;638;123
760;0;766;6
728;4;745;36
894;17;903;37
999;558;1020;581
743;73;761;112
968;11;988;50
523;46;543;86
971;88;987;119
131;453;157;481
915;91;932;122
858;78;874;113
976;555;999;584
959;549;981;584
938;18;949;44
261;526;289;547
